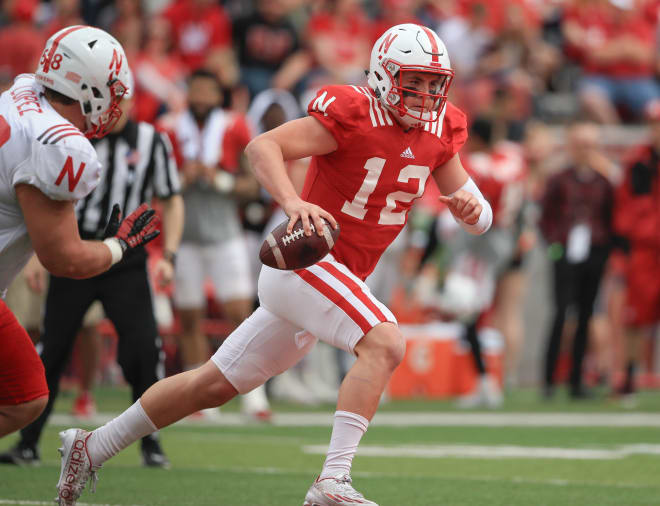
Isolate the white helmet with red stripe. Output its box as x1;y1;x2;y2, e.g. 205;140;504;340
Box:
35;25;130;138
367;24;454;129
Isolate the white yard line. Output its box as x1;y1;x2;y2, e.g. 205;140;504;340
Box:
187;465;653;490
303;443;660;460
50;412;660;428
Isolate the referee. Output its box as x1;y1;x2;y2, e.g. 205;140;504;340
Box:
0;80;184;467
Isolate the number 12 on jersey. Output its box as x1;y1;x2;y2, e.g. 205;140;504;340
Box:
341;157;430;225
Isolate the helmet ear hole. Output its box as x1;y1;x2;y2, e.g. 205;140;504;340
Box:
91;87;103;99
83;101;92;114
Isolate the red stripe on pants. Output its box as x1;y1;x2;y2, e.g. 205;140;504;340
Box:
295;269;372;334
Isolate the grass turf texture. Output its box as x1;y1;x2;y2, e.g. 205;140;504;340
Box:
0;387;658;505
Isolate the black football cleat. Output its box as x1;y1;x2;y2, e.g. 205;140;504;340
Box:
140;434;170;469
0;442;40;466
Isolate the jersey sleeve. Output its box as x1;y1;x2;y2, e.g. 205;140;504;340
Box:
12;137;101;201
219;114;252;172
438;102;468;166
307;85;364;150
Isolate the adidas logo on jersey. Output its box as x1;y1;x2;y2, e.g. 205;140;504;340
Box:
400;147;415;159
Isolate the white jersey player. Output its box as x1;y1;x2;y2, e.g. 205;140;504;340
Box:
0;25;160;440
0;74;101;293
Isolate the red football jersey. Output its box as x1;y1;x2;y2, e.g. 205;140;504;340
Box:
303;85;467;279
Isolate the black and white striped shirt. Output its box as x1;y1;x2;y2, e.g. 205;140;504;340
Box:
76;120;180;239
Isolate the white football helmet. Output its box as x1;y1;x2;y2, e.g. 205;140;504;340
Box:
35;25;130;138
367;24;454;129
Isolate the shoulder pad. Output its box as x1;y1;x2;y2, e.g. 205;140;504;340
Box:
439;102;468;165
307;85;375;146
14;136;101;201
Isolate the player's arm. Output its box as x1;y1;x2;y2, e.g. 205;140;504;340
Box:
245;116;338;235
153;193;184;287
433;153;492;235
16;183;113;277
16;184;159;278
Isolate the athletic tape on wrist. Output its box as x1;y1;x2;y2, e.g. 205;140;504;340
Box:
449;177;493;235
103;237;123;265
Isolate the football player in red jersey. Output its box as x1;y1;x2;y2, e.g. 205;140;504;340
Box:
55;24;492;506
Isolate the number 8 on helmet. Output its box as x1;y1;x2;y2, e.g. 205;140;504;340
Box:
35;25;132;139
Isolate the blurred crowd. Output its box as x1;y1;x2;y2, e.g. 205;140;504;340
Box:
3;0;660;125
1;0;660;413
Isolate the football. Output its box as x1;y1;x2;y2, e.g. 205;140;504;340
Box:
259;217;340;270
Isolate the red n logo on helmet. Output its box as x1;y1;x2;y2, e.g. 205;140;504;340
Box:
55;156;86;192
379;33;398;54
108;49;123;81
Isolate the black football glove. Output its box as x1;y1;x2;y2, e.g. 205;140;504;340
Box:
102;203;122;239
103;203;160;253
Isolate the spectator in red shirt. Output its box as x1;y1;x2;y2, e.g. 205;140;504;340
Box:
162;0;237;87
42;0;84;38
612;102;660;401
133;17;187;123
0;0;45;78
564;0;660;123
371;0;421;42
305;0;373;86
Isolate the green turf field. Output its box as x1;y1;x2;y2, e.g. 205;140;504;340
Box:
1;387;659;506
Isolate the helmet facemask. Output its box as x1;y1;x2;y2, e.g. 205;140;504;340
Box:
380;60;454;126
368;24;455;129
83;78;128;139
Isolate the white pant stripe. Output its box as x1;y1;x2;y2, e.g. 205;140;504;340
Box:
306;263;382;328
326;259;396;322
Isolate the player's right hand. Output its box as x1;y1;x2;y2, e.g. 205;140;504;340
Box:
105;203;161;253
281;196;337;237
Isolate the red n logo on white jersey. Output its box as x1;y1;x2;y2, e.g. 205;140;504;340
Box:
55;156;86;192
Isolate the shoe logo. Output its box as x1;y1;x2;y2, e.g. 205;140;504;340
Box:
59;437;87;501
325;493;368;503
400;147;415;159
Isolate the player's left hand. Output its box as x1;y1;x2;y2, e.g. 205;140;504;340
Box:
438;190;482;226
104;203;161;253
